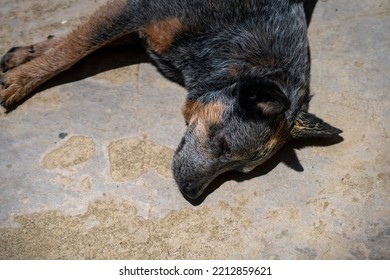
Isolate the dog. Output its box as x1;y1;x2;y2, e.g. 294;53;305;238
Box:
0;0;342;199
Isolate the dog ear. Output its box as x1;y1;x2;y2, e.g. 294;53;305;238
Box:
237;78;290;116
291;110;342;139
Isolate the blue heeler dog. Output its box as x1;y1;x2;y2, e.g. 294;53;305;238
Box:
0;0;342;199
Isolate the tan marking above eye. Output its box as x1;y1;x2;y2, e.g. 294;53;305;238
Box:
182;100;225;126
144;18;186;54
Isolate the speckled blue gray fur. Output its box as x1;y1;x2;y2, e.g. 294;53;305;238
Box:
137;0;341;198
0;0;342;199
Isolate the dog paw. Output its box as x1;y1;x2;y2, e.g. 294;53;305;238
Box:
1;36;57;72
0;69;33;106
1;46;36;72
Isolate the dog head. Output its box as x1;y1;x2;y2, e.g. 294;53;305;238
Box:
172;77;342;199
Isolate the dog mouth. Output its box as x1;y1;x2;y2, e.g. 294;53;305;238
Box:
179;176;216;200
178;164;237;200
178;158;268;199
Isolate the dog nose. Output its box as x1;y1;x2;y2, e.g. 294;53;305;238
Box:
180;183;199;199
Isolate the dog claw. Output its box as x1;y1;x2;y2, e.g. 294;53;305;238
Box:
8;47;22;53
0;75;6;89
0;75;7;106
0;95;7;107
1;57;9;72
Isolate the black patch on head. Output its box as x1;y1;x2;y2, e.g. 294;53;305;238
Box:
236;77;290;117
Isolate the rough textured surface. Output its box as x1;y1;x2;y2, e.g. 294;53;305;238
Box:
0;0;389;259
108;137;174;181
41;136;96;169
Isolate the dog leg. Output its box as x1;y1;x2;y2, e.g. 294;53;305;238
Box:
0;0;136;106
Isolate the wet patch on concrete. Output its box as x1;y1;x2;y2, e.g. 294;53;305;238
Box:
108;137;174;182
0;195;251;259
80;177;92;191
41;136;96;169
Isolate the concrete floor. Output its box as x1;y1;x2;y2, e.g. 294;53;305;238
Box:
0;0;389;259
